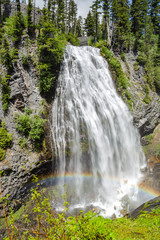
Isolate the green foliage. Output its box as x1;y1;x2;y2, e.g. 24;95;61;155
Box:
137;52;147;66
37;21;67;94
0;74;11;111
3;13;25;45
29;115;46;141
18;138;28;149
0;38;13;73
154;66;160;94
15;113;31;136
144;134;154;144
15;111;46;150
112;0;131;52
1;178;160;239
109;57;129;90
0;127;12;149
121;52;126;62
21;54;32;67
133;61;140;71
95;41;132;108
0;147;6;161
27;0;34;36
65;33;80;46
0;122;12;161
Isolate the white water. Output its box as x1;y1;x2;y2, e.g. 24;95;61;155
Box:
51;45;146;217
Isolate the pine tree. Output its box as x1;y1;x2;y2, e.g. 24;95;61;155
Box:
91;0;101;42
48;0;57;23
101;0;110;41
112;0;131;52
84;10;95;37
68;0;77;34
131;0;148;39
57;0;65;32
150;0;160;34
14;0;24;44
0;0;2;26
27;0;34;36
76;16;83;37
16;0;21;12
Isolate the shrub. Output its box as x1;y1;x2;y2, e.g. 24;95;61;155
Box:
137;52;147;66
0;122;13;161
95;41;132;109
65;33;80;46
101;46;113;59
18;138;28;149
29;115;46;141
121;52;126;62
15;113;31;136
15;111;46;150
0;147;6;161
0;74;11;112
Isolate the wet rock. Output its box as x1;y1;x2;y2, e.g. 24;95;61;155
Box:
128;196;160;219
119;52;160;137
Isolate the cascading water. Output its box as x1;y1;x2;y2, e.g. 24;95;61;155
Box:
51;45;146;217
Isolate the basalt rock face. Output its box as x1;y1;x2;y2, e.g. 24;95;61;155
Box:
2;3;41;24
119;52;160;137
0;42;53;217
128;195;160;219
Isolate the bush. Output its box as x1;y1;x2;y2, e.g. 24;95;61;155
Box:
29;115;46;141
0;147;6;161
1;177;160;239
0;74;11;112
65;33;80;46
121;52;126;62
0;122;13;161
95;41;132;108
137;52;147;66
15;111;46;150
18;138;28;149
101;46;113;59
15;113;31;136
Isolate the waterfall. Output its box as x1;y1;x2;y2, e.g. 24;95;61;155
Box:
51;45;145;217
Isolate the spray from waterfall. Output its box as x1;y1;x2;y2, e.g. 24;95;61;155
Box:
51;45;146;217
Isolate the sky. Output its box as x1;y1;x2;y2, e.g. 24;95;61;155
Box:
36;0;93;18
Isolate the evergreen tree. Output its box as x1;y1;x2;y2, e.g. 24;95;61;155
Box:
150;0;160;34
0;0;1;26
131;0;148;39
57;0;65;32
16;0;21;12
68;0;77;34
48;0;57;23
84;10;95;37
101;0;110;41
13;0;24;44
76;16;83;37
112;0;131;52
91;0;101;42
27;0;34;36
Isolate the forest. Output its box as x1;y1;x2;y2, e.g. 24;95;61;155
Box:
0;0;160;239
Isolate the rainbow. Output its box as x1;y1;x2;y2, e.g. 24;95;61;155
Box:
37;172;160;198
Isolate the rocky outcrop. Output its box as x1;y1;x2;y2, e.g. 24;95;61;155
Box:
128;195;160;219
0;43;53;217
2;3;41;24
119;52;160;137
